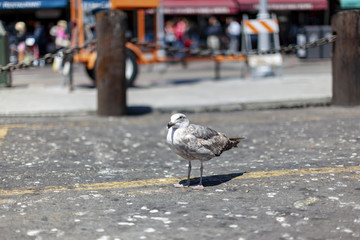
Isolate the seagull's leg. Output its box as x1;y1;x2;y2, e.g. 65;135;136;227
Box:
186;161;192;186
174;161;191;188
199;161;203;185
191;161;205;190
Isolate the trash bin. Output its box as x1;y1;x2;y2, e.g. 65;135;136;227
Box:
320;25;332;58
297;26;321;59
0;21;12;87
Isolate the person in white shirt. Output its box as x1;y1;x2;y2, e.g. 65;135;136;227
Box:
226;17;241;53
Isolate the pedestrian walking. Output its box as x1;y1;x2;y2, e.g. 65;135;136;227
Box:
14;21;26;62
173;17;187;59
164;20;176;47
33;22;47;56
50;20;73;90
51;20;70;49
206;17;222;51
226;17;241;53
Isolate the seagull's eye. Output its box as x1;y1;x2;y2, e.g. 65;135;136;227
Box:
178;116;184;120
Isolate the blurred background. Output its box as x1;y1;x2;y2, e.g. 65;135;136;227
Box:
0;0;354;66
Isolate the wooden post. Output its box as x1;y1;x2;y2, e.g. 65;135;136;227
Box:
332;10;360;106
96;10;127;116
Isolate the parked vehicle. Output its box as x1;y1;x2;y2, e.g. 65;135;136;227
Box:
70;0;165;87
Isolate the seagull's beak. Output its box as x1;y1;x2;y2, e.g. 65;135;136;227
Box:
167;122;175;129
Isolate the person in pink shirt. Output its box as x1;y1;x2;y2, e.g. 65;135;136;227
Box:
53;20;70;49
173;17;187;59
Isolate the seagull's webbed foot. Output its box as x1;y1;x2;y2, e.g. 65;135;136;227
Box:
174;178;191;188
191;185;204;190
174;161;192;188
173;183;189;188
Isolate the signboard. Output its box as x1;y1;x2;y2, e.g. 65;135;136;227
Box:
82;0;109;11
0;0;67;9
237;0;328;11
341;0;360;9
163;7;236;15
110;0;159;9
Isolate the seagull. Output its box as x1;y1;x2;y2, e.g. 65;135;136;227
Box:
166;113;245;190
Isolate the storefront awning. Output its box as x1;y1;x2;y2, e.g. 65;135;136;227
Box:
163;0;239;15
162;0;328;14
0;0;67;9
236;0;328;11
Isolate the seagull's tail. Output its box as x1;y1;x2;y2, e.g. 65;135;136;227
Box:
215;137;245;156
225;137;245;150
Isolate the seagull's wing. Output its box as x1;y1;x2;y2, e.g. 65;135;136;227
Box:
185;124;229;156
188;124;219;140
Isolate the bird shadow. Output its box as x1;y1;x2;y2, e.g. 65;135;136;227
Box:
178;172;246;187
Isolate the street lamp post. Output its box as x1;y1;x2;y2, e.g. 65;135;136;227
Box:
254;0;274;77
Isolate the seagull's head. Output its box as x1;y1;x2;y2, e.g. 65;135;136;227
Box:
167;113;190;129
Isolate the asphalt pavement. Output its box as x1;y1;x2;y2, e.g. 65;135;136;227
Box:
0;108;359;239
1;56;360;239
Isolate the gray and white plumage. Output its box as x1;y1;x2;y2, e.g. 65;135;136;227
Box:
166;113;245;190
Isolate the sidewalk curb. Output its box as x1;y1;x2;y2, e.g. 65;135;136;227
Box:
0;97;331;118
154;97;332;113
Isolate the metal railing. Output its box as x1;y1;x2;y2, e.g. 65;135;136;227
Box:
0;35;336;73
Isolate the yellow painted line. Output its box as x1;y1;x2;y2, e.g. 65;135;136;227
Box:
1;165;359;197
0;178;177;197
0;124;28;148
0;127;9;138
0;124;27;129
0;123;66;130
0;127;9;147
0;123;78;129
